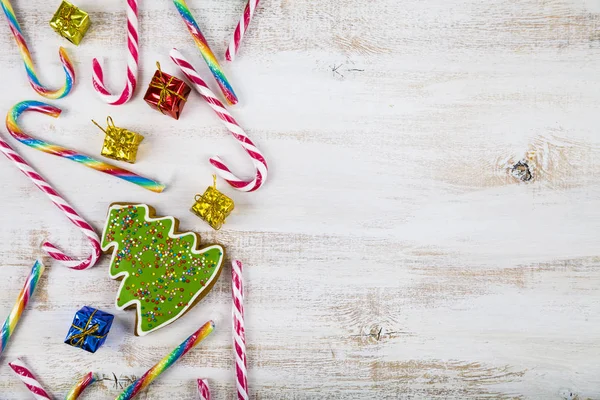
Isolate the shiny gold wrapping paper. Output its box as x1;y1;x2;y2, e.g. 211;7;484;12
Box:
49;1;90;45
94;117;144;163
191;179;234;230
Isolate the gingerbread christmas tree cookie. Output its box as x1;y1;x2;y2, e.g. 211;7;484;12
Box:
101;204;224;336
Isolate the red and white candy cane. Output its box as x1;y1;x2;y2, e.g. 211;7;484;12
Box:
197;378;211;400
0;132;101;270
170;48;268;192
231;260;248;400
225;0;261;62
8;358;52;400
92;0;139;105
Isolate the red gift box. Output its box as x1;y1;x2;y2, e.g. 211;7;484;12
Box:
144;62;191;120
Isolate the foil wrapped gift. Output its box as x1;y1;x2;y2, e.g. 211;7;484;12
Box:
64;306;114;353
144;62;191;120
94;117;144;163
49;1;90;45
191;176;235;230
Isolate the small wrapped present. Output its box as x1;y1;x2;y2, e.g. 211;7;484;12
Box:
144;62;191;120
49;1;90;45
191;176;234;230
65;306;114;353
93;117;144;163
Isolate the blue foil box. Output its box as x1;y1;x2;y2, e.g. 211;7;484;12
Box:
65;306;114;353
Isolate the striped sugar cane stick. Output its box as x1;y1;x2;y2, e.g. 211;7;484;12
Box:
65;372;96;400
197;379;210;400
0;261;45;357
172;0;238;105
231;260;248;400
170;49;268;192
92;0;139;105
8;358;52;400
0;0;74;99
6;101;165;193
225;0;261;62
0;124;101;270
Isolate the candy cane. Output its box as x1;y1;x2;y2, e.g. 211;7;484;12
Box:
91;0;139;105
170;49;268;192
1;261;45;357
225;0;261;62
0;123;100;270
65;372;96;400
7;101;165;193
0;0;75;99
8;358;52;400
172;0;238;105
232;260;248;400
197;379;210;400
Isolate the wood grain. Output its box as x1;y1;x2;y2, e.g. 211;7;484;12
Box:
1;0;599;398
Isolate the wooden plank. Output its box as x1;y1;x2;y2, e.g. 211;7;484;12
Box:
1;0;599;398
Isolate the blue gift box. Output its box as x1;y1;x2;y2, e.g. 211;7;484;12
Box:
64;306;114;353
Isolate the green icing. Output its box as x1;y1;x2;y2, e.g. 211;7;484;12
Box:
101;204;223;335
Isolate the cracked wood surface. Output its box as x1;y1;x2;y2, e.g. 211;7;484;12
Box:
0;0;599;399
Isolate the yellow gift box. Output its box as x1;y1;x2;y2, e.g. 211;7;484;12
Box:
93;117;144;164
191;177;235;230
49;1;90;45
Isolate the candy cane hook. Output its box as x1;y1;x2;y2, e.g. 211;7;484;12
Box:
0;126;100;271
6;101;165;193
170;49;268;192
92;0;139;105
0;0;75;99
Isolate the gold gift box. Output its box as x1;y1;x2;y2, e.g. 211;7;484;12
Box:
49;1;90;45
94;118;144;164
191;179;234;230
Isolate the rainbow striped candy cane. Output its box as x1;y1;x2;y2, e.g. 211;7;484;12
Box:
8;358;52;400
172;0;238;105
0;0;74;99
92;0;139;105
0;261;45;357
116;321;215;400
65;372;96;400
6;101;165;193
170;49;268;192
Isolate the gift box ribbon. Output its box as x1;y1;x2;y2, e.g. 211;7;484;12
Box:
93;116;133;146
68;309;107;348
54;3;83;32
149;62;188;114
56;4;75;28
193;175;234;229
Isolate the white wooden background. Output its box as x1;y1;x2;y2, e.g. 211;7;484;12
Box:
0;0;599;398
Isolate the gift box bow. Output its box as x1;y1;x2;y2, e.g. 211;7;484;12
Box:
149;62;188;113
53;3;87;33
102;117;143;147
